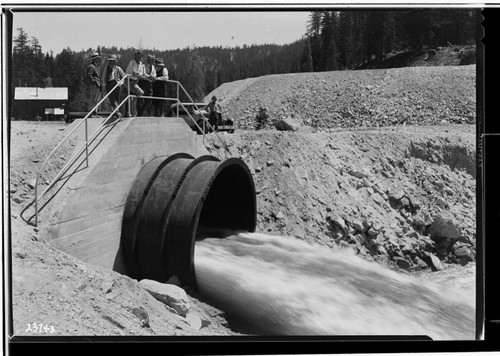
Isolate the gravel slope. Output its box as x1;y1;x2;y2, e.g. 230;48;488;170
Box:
208;65;475;130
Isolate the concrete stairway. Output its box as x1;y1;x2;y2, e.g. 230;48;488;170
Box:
43;116;210;275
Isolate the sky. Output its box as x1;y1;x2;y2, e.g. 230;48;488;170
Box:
10;10;311;55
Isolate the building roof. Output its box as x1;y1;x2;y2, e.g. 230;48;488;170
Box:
14;87;68;100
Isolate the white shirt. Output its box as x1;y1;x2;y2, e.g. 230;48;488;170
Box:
126;60;146;80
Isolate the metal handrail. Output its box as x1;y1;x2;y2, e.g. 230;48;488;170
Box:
169;80;231;159
130;94;227;161
39;93;131;199
32;76;232;226
33;75;130;225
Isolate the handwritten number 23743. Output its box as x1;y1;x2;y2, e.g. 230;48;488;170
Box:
25;323;55;333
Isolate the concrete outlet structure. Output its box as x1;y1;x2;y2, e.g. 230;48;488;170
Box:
43;116;210;275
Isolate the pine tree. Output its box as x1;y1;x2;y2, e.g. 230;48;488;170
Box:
13;27;30;54
308;11;323;71
12;28;42;87
338;11;353;69
185;50;205;101
365;11;386;62
300;36;314;72
31;36;42;58
403;9;429;49
321;11;339;71
383;12;398;56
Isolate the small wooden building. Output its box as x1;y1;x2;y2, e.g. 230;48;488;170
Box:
14;87;68;120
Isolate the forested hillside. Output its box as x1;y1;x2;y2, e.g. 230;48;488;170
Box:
10;9;477;114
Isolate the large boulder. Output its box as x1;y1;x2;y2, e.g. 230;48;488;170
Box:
140;279;190;316
429;212;461;241
274;118;301;131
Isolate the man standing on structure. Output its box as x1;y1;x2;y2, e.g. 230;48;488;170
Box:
152;57;169;117
207;95;222;130
125;50;146;117
103;54;126;118
137;54;156;116
86;52;102;117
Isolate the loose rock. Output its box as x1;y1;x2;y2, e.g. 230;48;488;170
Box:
388;188;405;201
453;244;472;259
27;179;36;189
393;257;411;270
275;211;285;220
435;197;448;208
185;313;203;330
349;169;368;179
140;279;190;317
274;119;300;131
425;253;444;271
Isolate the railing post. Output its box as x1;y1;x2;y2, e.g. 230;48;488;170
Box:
34;184;38;226
176;83;179;119
85;116;89;168
128;76;131;117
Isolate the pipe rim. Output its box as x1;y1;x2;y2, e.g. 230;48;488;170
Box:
136;154;219;281
121;153;193;278
164;157;256;288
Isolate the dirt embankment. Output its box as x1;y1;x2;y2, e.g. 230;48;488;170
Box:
210;124;476;273
209;65;475;131
8;63;477;336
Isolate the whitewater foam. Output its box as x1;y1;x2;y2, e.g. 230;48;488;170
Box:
194;232;475;339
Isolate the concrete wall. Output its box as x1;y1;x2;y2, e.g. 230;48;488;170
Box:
44;116;209;275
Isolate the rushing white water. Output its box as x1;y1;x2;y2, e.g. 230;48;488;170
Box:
194;232;476;340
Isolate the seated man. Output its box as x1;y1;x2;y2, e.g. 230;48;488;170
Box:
206;95;222;130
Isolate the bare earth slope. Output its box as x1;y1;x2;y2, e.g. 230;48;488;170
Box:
208;65;475;130
210;124;475;272
9;64;477;337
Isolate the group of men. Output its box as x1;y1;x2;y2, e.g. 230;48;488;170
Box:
86;50;170;118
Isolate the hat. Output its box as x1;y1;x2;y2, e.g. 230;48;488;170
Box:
147;54;155;61
211;96;217;100
134;50;143;56
106;54;118;62
154;58;165;66
91;52;101;60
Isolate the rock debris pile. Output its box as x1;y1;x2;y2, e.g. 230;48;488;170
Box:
211;124;475;273
208;65;475;131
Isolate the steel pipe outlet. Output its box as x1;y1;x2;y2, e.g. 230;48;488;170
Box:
121;154;256;287
121;153;192;278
